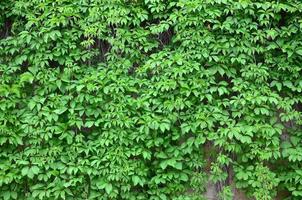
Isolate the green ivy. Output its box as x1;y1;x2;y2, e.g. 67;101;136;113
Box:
0;0;302;199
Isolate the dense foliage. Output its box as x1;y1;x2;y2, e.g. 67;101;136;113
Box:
1;0;302;199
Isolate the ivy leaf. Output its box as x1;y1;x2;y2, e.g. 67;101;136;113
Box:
296;48;302;56
20;72;34;83
132;176;143;186
105;183;113;194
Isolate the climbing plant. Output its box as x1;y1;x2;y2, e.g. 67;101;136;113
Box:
0;0;302;199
